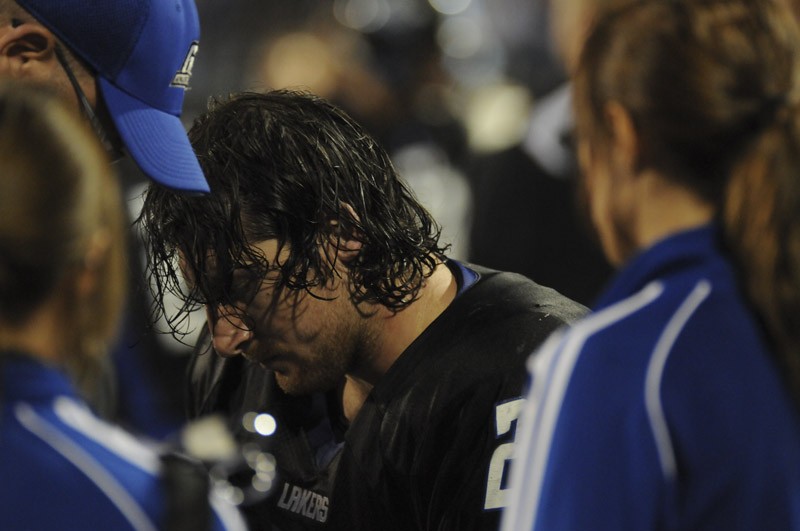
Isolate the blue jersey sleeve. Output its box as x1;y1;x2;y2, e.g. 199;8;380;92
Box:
502;277;800;531
502;283;667;531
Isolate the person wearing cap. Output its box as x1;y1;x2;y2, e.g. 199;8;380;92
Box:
0;0;208;192
0;0;211;434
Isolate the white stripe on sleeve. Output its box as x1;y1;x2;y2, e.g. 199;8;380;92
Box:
645;279;711;479
15;402;159;531
502;281;664;531
53;396;161;474
210;490;249;531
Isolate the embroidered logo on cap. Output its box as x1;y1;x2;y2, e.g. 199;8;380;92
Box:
171;42;199;88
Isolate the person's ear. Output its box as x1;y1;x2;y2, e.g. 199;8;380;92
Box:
0;20;56;77
325;203;364;266
605;101;640;175
75;230;111;299
333;235;363;259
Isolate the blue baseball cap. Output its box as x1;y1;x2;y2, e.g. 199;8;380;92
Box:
15;0;210;193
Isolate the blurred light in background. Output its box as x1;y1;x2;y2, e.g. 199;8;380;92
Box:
242;411;278;437
429;0;472;16
254;413;278;437
437;15;483;59
463;82;532;153
436;1;507;89
334;0;391;32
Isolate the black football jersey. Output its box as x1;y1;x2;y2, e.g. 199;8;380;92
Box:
186;264;587;530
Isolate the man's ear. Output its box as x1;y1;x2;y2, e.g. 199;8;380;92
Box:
334;237;363;264
0;20;56;76
325;203;364;265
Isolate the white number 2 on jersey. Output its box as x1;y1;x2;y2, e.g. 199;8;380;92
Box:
484;397;525;510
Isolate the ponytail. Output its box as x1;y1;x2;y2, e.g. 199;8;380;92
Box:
724;102;800;405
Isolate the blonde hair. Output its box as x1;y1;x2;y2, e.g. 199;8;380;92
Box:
574;0;800;404
0;83;126;386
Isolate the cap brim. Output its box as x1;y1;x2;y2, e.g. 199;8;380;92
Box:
99;78;210;193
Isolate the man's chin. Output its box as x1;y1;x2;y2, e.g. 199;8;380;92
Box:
274;369;341;396
274;371;316;396
273;372;295;394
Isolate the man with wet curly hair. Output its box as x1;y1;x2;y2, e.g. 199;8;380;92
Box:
139;89;586;531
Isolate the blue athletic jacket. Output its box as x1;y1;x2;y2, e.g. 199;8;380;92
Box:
0;354;247;531
502;224;800;530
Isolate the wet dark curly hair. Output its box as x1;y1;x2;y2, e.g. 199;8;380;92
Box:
138;89;447;336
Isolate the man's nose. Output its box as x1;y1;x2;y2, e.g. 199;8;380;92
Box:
207;307;252;357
